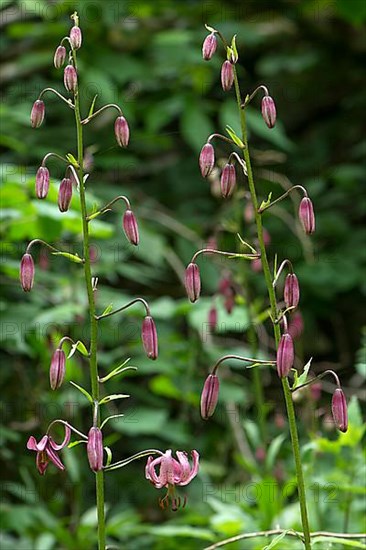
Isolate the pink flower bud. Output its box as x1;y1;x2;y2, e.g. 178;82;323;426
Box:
185;262;201;303
87;427;103;472
199;143;215;177
331;388;348;433
30;100;45;128
224;294;235;314
35;166;50;199
276;333;294;378
114;116;130;148
220;163;236;198
288;311;304;340
221;60;234;92
261;95;276;129
284;273;300;309
58;178;73;212
70;26;82;49
299;197;315;235
20;253;35;292
142;315;158;360
64;64;77;93
123;209;139;245
200;374;219;419
208;306;217;331
49;348;66;390
202;33;217;61
54;45;66;68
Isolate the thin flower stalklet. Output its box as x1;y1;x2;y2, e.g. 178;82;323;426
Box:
185;262;201;303
142;315;158;360
200;374;220;419
27;425;71;475
331;388;348;433
202;33;217;60
299;197;315;234
145;449;199;510
31;100;45;128
20;253;35;292
87;427;104;472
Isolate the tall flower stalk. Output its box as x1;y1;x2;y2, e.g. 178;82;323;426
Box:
23;13;199;549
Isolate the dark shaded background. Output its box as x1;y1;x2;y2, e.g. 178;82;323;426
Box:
1;0;365;548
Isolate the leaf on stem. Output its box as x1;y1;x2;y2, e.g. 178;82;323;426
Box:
66;153;79;167
225;125;244;148
67;340;89;359
101;303;114;317
259;192;272;212
70;381;93;404
99;394;130;405
88;94;98;118
52;251;84;264
68;439;87;449
104;446;112;468
100;414;124;430
99;365;137;384
292;357;313;390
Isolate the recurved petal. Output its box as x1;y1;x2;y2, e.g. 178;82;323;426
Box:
176;450;199;486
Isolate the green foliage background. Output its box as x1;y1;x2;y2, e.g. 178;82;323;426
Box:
1;0;365;548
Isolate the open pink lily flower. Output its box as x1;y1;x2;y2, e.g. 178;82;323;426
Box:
145;449;199;510
27;425;71;475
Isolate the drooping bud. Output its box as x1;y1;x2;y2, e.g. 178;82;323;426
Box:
284;273;300;309
114;116;130;148
70;26;82;49
276;333;294;378
142;316;158;360
202;33;217;61
35;166;50;199
220;163;236;198
261;95;276;129
30;100;45;128
331;388;348;433
185;262;201;303
221;60;234;92
123;209;139;246
20;253;35;292
49;348;66;390
87;427;103;472
64;64;77;93
54;45;66;68
199;143;215;177
208;306;217;331
200;374;220;419
299;197;315;235
58;178;73;212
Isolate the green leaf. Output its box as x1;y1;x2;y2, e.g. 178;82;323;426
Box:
99;364;137;384
100;414;124;430
104;446;112;467
226;125;244;148
70;381;93;404
88;94;98;118
99;394;130;405
292;357;313;389
52;251;84;264
68;340;89;359
66;153;78;167
68;440;86;449
101;303;114;316
259;192;272;211
230;35;238;62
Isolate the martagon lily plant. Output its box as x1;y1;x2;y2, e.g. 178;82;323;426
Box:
188;25;349;550
23;13;199;549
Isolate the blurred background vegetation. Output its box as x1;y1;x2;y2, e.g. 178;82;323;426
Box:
1;0;365;548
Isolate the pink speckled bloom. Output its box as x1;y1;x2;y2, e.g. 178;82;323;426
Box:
145;449;199;510
27;425;70;475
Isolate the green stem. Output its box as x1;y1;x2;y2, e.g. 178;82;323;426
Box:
73;50;106;550
233;65;311;550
